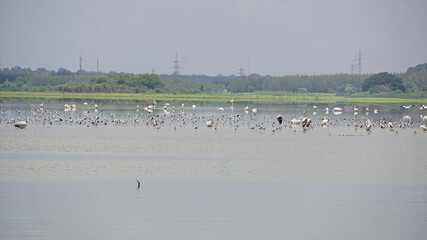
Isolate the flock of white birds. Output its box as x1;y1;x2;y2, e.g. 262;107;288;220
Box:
2;101;427;133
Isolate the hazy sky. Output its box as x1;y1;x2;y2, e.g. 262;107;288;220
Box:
1;0;426;76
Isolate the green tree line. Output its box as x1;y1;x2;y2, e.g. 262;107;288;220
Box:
1;63;426;95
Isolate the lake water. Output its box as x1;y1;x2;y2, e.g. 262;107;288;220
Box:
1;101;426;239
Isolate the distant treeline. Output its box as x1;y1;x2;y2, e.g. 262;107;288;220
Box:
1;63;426;95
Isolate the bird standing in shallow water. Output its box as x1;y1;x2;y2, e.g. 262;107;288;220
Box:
136;178;141;189
14;121;28;129
276;115;283;125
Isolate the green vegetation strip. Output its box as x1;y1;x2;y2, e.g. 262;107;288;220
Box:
1;91;426;104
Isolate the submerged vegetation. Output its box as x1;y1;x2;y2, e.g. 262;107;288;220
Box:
1;63;426;102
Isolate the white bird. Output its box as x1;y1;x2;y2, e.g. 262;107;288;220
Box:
218;107;224;112
14;121;28;129
333;107;342;112
252;108;258;113
291;118;301;125
419;105;426;110
420;125;427;131
192;105;197;108
206;120;213;127
402;105;414;110
366;120;372;131
244;106;249;113
320;117;329;126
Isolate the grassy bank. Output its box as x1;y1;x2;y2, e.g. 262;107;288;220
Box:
0;91;426;104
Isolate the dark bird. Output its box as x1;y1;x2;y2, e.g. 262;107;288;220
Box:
136;178;141;189
276;115;283;125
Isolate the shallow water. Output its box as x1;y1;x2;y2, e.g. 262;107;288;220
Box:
1;101;426;239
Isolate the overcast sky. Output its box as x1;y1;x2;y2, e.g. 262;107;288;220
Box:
1;0;426;76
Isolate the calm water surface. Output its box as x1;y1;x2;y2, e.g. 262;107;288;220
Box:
1;101;426;239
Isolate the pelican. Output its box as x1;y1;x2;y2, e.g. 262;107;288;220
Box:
320;117;329;126
14;121;28;129
291;118;301;125
218;107;224;112
374;109;379;114
402;105;414;110
252;108;258;113
333;107;342;112
276;115;283;125
403;115;411;122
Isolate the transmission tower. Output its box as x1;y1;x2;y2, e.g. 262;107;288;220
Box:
356;50;363;75
247;56;251;76
172;53;181;76
350;63;355;75
0;50;3;70
238;66;245;77
79;55;83;71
